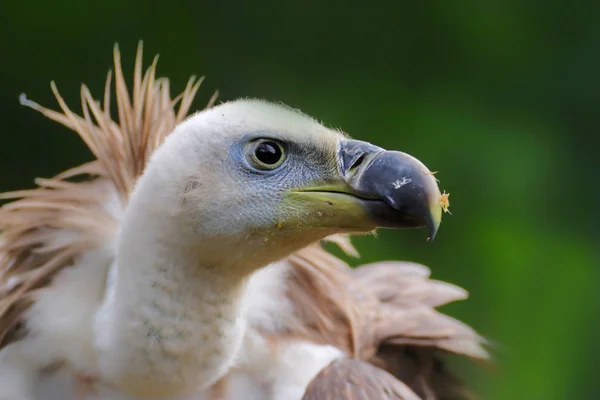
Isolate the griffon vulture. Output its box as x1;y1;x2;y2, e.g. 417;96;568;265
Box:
0;44;487;400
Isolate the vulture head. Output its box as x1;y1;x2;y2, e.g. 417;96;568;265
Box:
131;99;444;275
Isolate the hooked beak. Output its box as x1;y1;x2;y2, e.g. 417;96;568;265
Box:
291;139;445;240
340;139;443;240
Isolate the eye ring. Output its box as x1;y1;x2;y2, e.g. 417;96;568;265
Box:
247;139;286;170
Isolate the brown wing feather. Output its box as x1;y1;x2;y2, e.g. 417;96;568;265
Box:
302;358;421;400
370;346;478;400
0;42;213;348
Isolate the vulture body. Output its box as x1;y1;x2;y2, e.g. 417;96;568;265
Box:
0;44;487;400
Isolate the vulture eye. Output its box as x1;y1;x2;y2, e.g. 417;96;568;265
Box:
248;139;286;170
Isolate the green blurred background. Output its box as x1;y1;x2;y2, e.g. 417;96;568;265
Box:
1;1;598;399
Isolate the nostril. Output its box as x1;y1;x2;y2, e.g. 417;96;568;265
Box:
348;153;366;171
339;139;383;175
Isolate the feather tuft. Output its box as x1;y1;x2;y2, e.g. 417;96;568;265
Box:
0;42;216;348
280;240;489;399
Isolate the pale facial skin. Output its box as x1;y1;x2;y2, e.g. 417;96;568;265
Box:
141;100;443;274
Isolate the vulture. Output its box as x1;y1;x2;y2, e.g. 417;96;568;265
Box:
0;44;488;400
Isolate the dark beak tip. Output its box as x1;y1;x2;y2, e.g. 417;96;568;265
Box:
427;231;437;243
426;225;438;242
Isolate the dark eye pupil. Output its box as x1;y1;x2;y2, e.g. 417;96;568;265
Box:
255;141;282;165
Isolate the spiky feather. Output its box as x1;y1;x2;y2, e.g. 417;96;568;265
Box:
0;42;214;348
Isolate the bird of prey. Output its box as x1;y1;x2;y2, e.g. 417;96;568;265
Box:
0;44;487;400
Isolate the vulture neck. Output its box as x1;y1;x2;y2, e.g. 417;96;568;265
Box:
97;184;255;398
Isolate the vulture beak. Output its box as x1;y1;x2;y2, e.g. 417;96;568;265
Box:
339;139;443;240
291;139;444;240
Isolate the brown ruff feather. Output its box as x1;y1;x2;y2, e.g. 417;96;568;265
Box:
281;243;488;399
282;241;380;359
0;42;213;348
